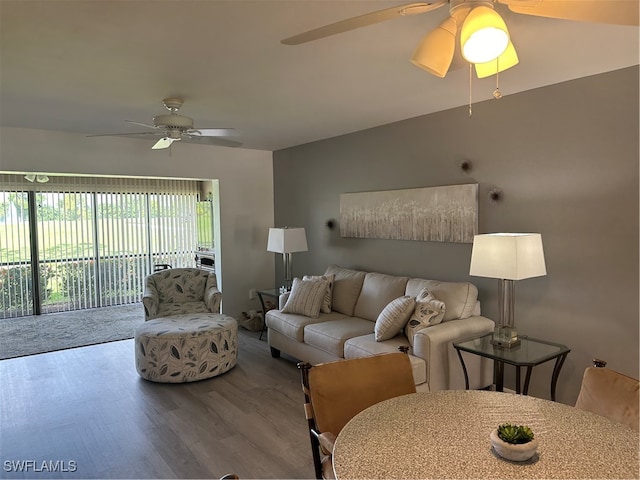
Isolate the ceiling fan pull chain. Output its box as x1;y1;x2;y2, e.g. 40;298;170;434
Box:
468;64;473;118
493;57;503;99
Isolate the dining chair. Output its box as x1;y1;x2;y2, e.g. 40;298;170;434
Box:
298;352;416;479
574;359;639;431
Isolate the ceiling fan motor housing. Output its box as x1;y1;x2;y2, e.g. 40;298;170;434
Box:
153;113;194;130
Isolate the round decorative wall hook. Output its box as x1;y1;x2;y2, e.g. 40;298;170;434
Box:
489;188;503;203
326;219;336;230
460;160;473;174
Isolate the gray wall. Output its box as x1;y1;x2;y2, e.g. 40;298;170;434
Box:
272;66;639;405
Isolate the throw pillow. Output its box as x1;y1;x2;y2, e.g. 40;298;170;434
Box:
404;288;446;346
374;296;416;342
281;277;328;318
303;274;335;313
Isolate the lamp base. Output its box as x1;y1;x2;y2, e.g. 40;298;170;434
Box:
491;325;520;348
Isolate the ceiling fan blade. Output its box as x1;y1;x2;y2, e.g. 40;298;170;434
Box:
205;137;242;148
152;137;180;150
86;132;162;138
186;128;236;137
498;0;639;26
281;1;447;45
183;135;242;148
125;120;159;130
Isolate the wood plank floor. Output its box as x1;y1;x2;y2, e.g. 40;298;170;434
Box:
0;329;314;479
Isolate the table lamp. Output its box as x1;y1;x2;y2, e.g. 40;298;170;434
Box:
267;227;308;290
469;233;546;347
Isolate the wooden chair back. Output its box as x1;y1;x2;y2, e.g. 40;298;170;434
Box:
299;352;416;478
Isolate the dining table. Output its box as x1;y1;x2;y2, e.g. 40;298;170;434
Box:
332;390;639;479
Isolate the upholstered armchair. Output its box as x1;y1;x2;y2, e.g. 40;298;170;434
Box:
142;268;221;320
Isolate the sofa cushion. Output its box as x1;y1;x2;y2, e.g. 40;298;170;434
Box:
304;318;375;358
303;274;335;314
374;296;415;341
405;278;478;321
281;277;328;318
266;310;349;342
324;265;366;316
344;333;427;386
353;272;410;321
404;289;446;346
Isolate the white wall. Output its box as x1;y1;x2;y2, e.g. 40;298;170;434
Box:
0;127;275;321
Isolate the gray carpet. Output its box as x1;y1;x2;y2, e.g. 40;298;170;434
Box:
0;303;145;360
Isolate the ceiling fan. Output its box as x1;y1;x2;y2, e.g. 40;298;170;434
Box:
88;98;241;149
282;0;639;79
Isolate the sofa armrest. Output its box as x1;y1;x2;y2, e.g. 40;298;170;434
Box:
205;287;222;313
142;281;160;320
411;316;495;392
279;292;290;309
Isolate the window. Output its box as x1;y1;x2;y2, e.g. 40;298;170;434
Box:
0;175;212;318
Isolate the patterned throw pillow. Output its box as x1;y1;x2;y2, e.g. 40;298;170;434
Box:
303;274;335;313
404;288;446;346
374;296;416;342
281;277;328;318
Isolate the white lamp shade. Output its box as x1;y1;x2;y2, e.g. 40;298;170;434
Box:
460;5;509;64
474;40;519;78
410;16;457;78
267;227;308;254
469;233;546;280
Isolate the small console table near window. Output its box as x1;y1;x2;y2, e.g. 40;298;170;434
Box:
453;333;570;401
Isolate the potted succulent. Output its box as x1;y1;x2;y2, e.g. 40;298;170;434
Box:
490;423;539;461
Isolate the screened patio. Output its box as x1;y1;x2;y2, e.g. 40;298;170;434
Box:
0;174;216;319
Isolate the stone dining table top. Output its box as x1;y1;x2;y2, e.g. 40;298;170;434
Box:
332;390;639;479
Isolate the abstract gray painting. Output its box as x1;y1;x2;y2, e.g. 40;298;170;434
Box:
340;184;478;243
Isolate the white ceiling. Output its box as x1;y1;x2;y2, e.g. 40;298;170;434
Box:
1;1;638;152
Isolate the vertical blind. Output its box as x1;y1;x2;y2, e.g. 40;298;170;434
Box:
0;175;203;318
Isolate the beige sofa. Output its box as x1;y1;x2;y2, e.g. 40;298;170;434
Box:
266;265;494;392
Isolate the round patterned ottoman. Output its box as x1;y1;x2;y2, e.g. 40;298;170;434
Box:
134;313;238;383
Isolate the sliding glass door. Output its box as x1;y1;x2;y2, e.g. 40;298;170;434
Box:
0;191;35;317
37;191;96;313
0;176;207;319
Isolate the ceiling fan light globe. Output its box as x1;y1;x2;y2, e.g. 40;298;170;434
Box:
410;16;457;78
474;40;519;78
460;5;509;63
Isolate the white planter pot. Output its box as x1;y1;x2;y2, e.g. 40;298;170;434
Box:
490;429;538;462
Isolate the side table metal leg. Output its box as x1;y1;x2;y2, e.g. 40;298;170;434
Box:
455;348;470;390
495;361;504;392
515;366;521;394
257;294;268;341
550;353;568;401
523;367;533;395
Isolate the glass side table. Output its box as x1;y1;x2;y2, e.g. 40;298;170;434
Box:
453;333;570;401
256;288;281;341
